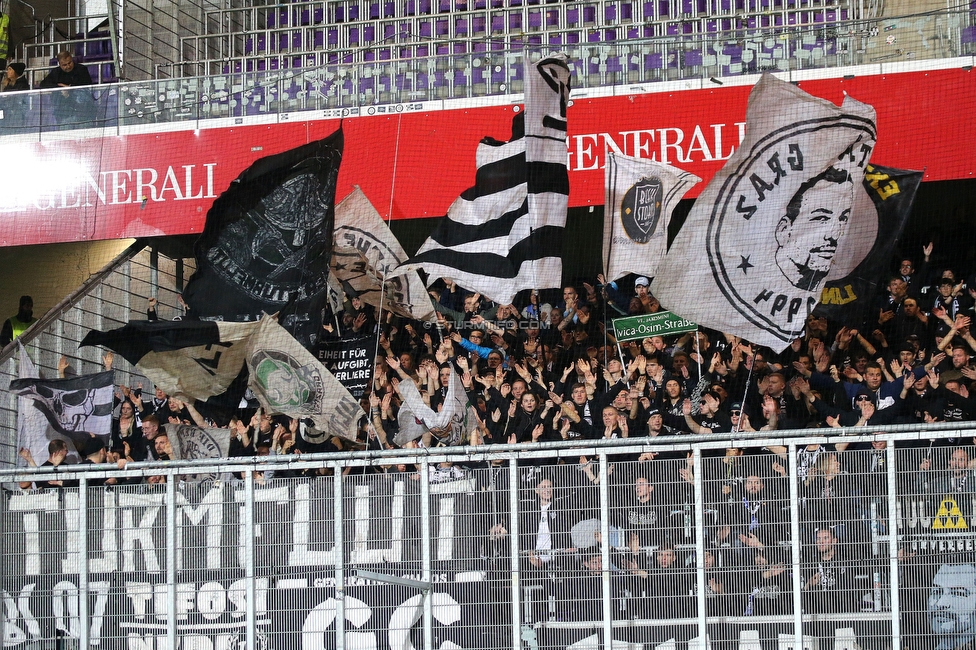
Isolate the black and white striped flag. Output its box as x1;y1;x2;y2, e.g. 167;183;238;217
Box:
391;54;571;306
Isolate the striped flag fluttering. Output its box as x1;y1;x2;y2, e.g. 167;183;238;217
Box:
391;54;571;306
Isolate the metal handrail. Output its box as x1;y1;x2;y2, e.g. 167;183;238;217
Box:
2;422;974;480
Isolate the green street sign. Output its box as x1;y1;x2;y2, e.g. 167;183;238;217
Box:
612;311;698;342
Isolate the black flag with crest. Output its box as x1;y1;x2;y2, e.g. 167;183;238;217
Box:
814;164;923;327
181;129;344;352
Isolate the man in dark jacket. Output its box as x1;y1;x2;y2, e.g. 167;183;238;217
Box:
38;51;95;126
39;52;93;88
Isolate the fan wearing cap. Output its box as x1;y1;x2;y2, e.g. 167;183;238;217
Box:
1;62;28;91
632;276;662;315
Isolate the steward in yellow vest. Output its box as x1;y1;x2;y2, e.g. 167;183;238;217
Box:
1;295;37;346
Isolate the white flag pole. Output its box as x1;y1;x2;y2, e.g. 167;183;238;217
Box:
695;328;702;383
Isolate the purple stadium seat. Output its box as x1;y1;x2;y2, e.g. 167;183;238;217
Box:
359;76;375;96
473;15;487;33
490;64;505;85
528;9;542;29
510;12;522;29
546;9;559;26
471;64;486;86
684;49;703;66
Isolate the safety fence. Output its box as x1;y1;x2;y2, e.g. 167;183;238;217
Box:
2;426;976;649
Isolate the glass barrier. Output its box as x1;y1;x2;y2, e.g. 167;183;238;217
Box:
0;9;971;136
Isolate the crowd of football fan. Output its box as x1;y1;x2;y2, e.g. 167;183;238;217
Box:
11;243;976;643
12;242;976;478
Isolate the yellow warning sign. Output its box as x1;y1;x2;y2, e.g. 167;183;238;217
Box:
933;496;970;530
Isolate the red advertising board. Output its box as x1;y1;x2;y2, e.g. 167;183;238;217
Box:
0;67;972;247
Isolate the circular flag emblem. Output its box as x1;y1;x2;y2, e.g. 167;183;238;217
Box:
706;116;876;341
620;177;664;244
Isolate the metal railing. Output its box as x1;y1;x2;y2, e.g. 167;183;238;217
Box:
21;12;120;86
0;241;195;469
1;426;975;649
0;7;971;136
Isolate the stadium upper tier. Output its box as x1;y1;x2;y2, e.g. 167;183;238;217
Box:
174;0;854;77
0;5;971;135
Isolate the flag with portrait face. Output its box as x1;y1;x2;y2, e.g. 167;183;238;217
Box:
653;73;877;352
813;164;923;327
